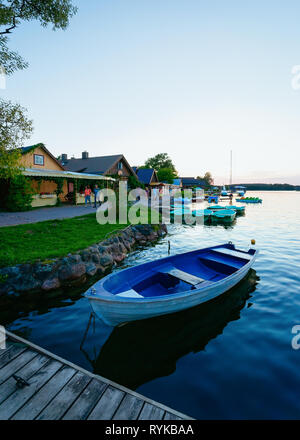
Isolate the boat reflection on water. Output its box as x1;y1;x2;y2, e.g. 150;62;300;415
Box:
92;269;259;390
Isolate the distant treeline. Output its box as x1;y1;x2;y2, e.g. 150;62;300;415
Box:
233;183;300;191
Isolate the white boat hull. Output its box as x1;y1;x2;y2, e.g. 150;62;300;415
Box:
88;254;257;326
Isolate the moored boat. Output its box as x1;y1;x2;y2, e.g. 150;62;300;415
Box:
207;204;226;210
208;195;219;204
94;269;259;389
236;197;262;204
221;185;228;196
223;205;245;214
210;209;236;222
85;242;258;326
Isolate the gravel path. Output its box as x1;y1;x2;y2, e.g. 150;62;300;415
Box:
0;205;97;227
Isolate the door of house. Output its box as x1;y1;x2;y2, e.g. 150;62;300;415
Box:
68;182;74;193
65;181;75;204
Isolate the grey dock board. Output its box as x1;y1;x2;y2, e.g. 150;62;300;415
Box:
0;349;38;385
0;331;193;420
139;403;165;420
0;353;49;406
88;386;125;420
164;412;182;420
113;394;144;420
37;371;91;420
62;378;107;420
0;359;62;420
12;366;76;420
0;343;13;358
0;344;27;369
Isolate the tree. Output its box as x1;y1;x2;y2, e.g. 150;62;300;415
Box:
0;99;33;178
0;0;77;75
197;171;214;187
0;36;27;74
203;171;214;186
144;153;177;173
157;168;176;184
0;1;77;178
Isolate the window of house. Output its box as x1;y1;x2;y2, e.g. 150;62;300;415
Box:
34;154;44;166
117;162;123;170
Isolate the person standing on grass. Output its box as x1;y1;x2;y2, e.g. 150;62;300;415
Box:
84;186;92;207
93;184;100;208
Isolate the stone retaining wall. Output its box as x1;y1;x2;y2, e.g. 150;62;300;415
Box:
0;224;167;298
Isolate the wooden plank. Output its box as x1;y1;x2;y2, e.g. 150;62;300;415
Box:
12;366;76;420
5;330;194;420
36;371;91;420
62;378;107;420
0;349;38;385
88;386;125;420
0;359;62;420
0;353;49;406
164;412;182;420
113;393;144;420
213;248;252;260
0;344;27;369
0;343;13;358
159;267;205;285
138;403;165;420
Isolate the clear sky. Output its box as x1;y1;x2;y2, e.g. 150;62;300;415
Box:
2;0;300;184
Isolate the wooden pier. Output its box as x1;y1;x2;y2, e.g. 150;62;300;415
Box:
0;330;193;420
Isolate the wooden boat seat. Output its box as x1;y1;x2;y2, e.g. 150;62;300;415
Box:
212;248;252;261
116;289;144;298
158;267;206;286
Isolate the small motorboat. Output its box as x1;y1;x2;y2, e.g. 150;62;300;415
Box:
85;242;258;326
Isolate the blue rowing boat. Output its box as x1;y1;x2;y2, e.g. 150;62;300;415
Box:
85;242;258;326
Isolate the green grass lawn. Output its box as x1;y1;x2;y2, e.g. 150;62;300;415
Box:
0;214;132;267
0;206;162;267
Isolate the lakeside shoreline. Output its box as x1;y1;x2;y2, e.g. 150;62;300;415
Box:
0;223;167;299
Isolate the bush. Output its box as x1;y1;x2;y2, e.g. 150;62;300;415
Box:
5;175;34;212
128;175;145;189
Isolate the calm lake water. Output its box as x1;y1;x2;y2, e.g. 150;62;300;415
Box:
1;191;300;419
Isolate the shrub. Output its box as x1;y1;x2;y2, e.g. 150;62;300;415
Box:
5;175;34;211
128;175;145;189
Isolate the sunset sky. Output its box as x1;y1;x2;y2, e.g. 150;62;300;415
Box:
2;0;300;184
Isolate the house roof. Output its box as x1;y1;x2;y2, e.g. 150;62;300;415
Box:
22;168;115;181
135;168;157;185
21;144;65;170
181;177;207;186
62;154;137;178
172;178;182;186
